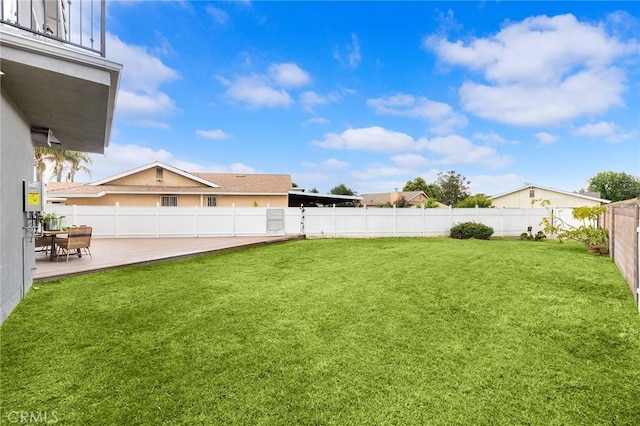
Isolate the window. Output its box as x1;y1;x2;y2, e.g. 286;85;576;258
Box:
206;196;217;207
161;196;177;207
529;189;535;198
156;167;163;181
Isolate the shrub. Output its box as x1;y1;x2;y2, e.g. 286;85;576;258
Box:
519;226;546;241
449;222;494;240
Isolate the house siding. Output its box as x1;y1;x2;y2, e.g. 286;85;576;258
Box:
63;194;288;208
0;89;36;323
492;188;603;208
109;168;206;187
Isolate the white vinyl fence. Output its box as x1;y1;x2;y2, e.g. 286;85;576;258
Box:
45;205;580;239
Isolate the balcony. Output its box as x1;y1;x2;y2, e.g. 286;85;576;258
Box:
1;0;105;56
0;0;121;154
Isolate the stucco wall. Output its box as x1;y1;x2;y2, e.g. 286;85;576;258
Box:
110;168;204;187
65;194;289;208
1;89;35;323
493;188;602;208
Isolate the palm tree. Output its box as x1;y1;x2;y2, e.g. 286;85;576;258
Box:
34;147;55;182
47;149;71;182
34;148;93;182
65;151;93;182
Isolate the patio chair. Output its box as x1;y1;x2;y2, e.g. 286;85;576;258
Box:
56;226;93;262
35;235;51;257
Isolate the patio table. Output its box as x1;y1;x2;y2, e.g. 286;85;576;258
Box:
42;230;68;261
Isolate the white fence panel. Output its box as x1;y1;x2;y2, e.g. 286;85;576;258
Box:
44;205;579;239
197;208;237;236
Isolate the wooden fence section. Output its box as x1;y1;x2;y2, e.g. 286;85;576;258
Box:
603;200;639;306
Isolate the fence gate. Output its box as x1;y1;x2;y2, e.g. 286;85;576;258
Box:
266;209;285;236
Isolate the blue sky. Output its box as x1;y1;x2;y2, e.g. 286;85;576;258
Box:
82;1;639;196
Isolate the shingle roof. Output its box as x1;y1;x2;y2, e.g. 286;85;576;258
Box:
45;172;292;196
193;173;292;193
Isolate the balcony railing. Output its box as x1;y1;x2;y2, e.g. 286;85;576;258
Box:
0;0;105;57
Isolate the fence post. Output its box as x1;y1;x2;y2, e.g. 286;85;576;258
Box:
422;205;425;237
449;205;453;231
501;206;505;237
232;203;236;237
610;207;616;261
156;202;160;237
333;204;337;238
363;205;367;238
194;206;199;238
72;204;78;226
115;202;120;238
635;205;639;309
393;205;397;237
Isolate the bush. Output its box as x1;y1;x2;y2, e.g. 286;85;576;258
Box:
519;226;546;241
449;222;494;240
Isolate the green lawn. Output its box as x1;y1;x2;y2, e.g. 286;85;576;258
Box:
1;238;639;425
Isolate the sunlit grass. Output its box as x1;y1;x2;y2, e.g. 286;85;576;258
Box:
2;238;639;425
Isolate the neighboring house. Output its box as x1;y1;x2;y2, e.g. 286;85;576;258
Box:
45;162;293;208
490;185;610;208
361;191;448;208
1;0;121;323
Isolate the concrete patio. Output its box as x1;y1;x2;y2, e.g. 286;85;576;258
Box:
34;235;301;281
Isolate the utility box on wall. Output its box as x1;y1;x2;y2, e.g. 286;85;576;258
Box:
24;181;43;212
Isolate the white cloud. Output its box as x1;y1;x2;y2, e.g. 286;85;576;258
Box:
73;143;258;182
534;132;559;145
116;91;177;119
423;135;512;168
473;131;518;145
321;158;350;169
314;127;511;168
302;117;330;126
426;14;638;126
391;153;428;169
573;121;637;143
574;121;619;137
107;34;180;96
224;62;311;108
133;120;171;130
471;173;524;196
367;94;467;134
207;6;229;25
348;33;362;68
603;130;637;144
458;68;626;126
106;34;180;124
196;129;229;140
226;75;293;108
352;164;412;181
334;33;362;68
269;63;311;88
313;127;426;152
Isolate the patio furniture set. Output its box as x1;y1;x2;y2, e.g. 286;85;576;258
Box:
35;226;93;262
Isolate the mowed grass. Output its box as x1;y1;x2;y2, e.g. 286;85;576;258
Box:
1;238;639;425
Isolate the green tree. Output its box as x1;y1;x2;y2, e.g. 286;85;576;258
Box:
457;194;493;208
415;198;441;208
34;147;55;182
588;171;640;202
436;171;470;206
309;187;319;194
35;148;93;182
330;183;356;196
403;176;441;200
65;151;93;182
